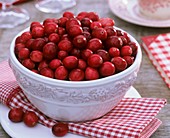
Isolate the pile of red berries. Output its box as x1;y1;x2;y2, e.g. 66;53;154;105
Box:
14;11;138;81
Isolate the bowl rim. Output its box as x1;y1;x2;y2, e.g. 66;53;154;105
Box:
9;26;142;88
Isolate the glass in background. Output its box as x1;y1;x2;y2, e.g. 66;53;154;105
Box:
0;0;29;28
35;0;76;13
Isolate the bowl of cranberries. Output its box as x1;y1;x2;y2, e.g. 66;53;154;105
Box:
9;11;142;122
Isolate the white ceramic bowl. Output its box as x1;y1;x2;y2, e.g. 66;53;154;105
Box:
9;27;142;122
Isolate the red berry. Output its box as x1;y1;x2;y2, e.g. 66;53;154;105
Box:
23;111;39;127
8;108;24;123
49;59;61;70
121;45;133;56
58;39;73;52
90;21;102;30
31;38;46;51
63;11;75;19
30;22;42;31
52;122;69;137
81;18;92;27
58;27;66;36
82;31;92;41
20;32;32;43
69;69;85;81
87;38;103;52
99;17;115;27
43;42;57;60
38;60;48;71
128;42;138;56
15;43;25;55
68;25;83;37
22;59;35;70
44;22;58;36
81;49;93;61
55;66;68;80
87;54;103;68
70;48;81;58
104;26;117;36
109;47;120;57
123;56;134;67
48;33;60;44
85;67;99;80
63;56;78;70
111;57;127;71
66;18;81;31
99;62;115;77
72;35;87;49
58;17;68;27
25;39;34;49
30;50;43;62
31;26;44;38
86;12;99;21
92;28;107;41
96;49;110;61
105;36;123;49
40;67;54;78
57;50;68;60
18;48;30;60
78;59;87;70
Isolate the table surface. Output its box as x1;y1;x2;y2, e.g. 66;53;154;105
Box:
0;0;170;137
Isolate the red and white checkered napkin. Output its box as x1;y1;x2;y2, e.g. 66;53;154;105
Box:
141;33;170;88
0;60;167;138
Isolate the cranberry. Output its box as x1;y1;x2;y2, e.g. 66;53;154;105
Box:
48;33;60;44
82;31;92;41
63;11;75;19
58;17;68;27
15;43;25;55
23;111;39;127
31;26;44;38
90;21;102;30
104;26;117;36
72;35;87;49
49;59;61;70
87;54;103;68
38;60;48;71
121;45;133;56
58;27;66;36
60;34;71;41
57;50;68;60
68;25;83;37
30;50;43;62
81;18;92;27
25;39;34;50
20;32;32;43
70;48;81;58
99;62;115;77
123;56;134;67
8;108;24;123
55;66;68;80
30;22;42;31
58;39;73;52
69;69;85;81
105;36;123;49
86;12;99;21
63;56;78;70
52;122;69;137
128;42;138;56
15;36;24;44
109;47;120;57
99;17;115;27
43;18;55;26
119;36;128;45
31;69;39;74
22;59;35;70
96;49;110;61
87;38;103;52
92;28;107;41
78;59;87;70
76;12;88;20
31;38;46;51
44;22;58;36
66;18;81;31
111;57;127;71
81;49;93;61
82;27;91;32
43;42;57;60
40;67;54;78
85;67;99;80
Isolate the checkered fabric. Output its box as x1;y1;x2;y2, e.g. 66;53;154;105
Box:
0;60;167;138
141;33;170;88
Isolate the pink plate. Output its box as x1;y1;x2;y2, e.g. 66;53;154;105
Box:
108;0;170;28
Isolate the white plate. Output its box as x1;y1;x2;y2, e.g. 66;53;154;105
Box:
108;0;170;28
0;86;141;138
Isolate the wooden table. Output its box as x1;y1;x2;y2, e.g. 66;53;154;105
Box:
0;0;170;137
